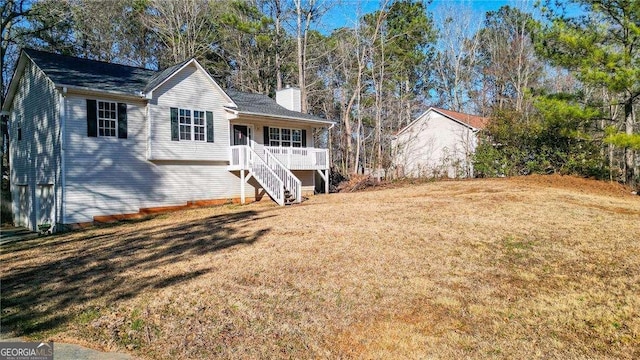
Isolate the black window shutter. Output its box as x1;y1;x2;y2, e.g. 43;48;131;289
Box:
263;126;269;145
301;129;307;147
206;111;214;142
170;107;179;141
117;103;127;139
86;99;97;137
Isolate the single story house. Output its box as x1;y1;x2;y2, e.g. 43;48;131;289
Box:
392;107;488;178
1;49;333;232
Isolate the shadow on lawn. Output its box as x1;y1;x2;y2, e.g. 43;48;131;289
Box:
1;210;270;336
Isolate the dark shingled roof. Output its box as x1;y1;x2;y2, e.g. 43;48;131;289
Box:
24;48;156;95
20;49;331;124
226;90;331;124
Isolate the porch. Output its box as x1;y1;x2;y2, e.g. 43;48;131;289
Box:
229;145;330;205
228;145;329;171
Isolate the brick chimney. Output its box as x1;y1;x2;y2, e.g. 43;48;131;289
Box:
276;86;301;112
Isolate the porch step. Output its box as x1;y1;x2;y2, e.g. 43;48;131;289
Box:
284;189;296;205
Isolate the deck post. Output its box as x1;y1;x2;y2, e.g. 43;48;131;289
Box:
240;169;246;204
325;169;329;194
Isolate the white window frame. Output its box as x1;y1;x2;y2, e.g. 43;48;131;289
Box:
179;108;191;140
97;100;117;137
291;129;302;148
193;110;205;141
269;127;280;146
178;108;208;142
269;127;303;147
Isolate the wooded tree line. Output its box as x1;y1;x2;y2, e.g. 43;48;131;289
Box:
2;0;639;188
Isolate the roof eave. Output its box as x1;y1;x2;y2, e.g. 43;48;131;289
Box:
395;108;431;137
145;58;237;107
430;107;481;130
57;84;148;100
2;51;30;112
229;109;334;126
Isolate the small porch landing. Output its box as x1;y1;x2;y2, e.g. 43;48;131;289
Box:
229;145;329;205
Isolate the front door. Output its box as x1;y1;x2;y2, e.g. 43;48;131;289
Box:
233;125;252;146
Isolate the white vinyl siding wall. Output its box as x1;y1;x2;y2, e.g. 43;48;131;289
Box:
394;111;477;179
292;170;315;194
63;93;255;224
148;64;229;161
9;61;61;231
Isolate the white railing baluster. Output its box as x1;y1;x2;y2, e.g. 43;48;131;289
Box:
230;145;284;205
263;150;302;203
263;146;328;170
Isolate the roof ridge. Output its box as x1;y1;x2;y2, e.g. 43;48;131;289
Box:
431;106;482;117
430;107;489;130
23;47;156;72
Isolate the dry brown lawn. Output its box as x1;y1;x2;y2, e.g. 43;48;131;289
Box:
1;175;639;359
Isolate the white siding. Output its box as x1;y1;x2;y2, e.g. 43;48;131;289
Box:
63;93;256;224
149;64;230;161
292;170;315;193
394;111;477;178
8;61;61;231
250;122;315;147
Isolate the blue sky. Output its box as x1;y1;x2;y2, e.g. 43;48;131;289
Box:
318;0;516;32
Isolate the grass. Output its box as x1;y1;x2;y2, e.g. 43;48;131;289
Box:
1;175;639;359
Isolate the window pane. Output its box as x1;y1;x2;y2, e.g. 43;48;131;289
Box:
292;129;301;142
179;108;193;140
269;127;280;141
282;128;291;141
97;101;117;137
192;111;205;141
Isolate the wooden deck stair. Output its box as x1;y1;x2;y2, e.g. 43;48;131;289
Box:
232;145;301;206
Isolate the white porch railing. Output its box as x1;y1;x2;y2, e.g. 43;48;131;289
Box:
263;146;329;170
264;150;302;203
230;145;299;205
230;145;251;170
251;152;285;206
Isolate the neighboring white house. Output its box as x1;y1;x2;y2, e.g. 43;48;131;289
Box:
1;49;333;232
392;107;488;179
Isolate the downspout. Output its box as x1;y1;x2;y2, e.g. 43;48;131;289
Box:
59;87;67;228
326;123;335;194
142;91;152;159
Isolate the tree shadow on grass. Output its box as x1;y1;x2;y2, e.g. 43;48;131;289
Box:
1;210;271;337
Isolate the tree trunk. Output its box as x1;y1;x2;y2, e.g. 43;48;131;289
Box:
624;99;636;188
295;0;307;113
274;0;282;91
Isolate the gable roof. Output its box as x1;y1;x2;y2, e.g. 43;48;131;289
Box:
143;58;235;106
225;90;333;126
4;48;330;125
23;48;156;95
396;107;489;137
143;58;191;93
432;107;489;130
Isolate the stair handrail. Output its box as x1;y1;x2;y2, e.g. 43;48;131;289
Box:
263;149;302;203
246;146;285;206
